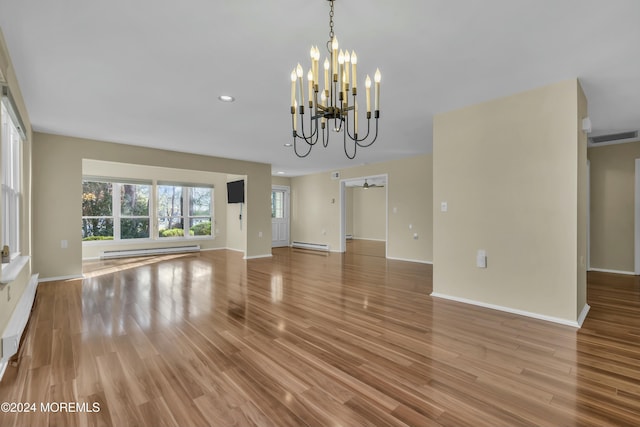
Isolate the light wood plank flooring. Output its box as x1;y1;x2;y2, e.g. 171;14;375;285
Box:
1;241;639;426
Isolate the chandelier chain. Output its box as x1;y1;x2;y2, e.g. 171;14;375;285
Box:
328;1;335;41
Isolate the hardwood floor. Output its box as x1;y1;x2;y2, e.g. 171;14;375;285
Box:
1;242;640;426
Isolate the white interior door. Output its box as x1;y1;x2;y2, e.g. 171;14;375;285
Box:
272;186;290;247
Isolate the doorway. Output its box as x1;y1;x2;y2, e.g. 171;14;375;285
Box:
272;185;290;247
339;174;388;256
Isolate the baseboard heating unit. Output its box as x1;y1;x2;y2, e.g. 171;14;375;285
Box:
291;241;330;252
1;273;39;380
101;245;200;260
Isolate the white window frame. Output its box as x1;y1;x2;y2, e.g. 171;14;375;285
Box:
82;180;153;242
82;178;214;243
1;97;23;260
117;182;153;241
157;182;214;239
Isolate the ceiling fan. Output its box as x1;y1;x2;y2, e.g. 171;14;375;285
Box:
362;179;384;189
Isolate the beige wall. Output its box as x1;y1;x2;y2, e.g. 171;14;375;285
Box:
433;79;587;324
81;160;231;259
291;154;432;262
291;172;339;248
33;133;272;279
588;140;640;273
352;186;386;240
345;187;354;236
0;28;34;336
271;176;291;187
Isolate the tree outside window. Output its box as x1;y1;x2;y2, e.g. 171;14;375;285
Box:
82;181;114;241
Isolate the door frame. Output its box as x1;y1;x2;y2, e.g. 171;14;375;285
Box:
635;159;640;274
339;174;388;255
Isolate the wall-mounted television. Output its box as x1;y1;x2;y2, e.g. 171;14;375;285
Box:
227;179;245;204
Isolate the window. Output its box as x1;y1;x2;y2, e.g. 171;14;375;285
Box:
82;181;114;240
272;190;284;219
1;100;23;257
158;184;212;238
82;178;212;241
82;180;151;241
120;183;150;239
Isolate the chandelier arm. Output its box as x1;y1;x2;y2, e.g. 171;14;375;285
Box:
345;112;368;142
293;135;313;158
345;111;371;142
316;119;326;148
355;115;379;147
298;109;320;144
343;123;357;160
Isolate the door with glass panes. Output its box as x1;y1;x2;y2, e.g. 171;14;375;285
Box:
271;186;289;247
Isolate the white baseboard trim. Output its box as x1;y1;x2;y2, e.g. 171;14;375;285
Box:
225;247;245;253
386;256;433;265
588;268;636;276
200;247;227;252
351;238;386;242
244;254;273;260
577;304;591;327
430;292;584;328
38;274;84;283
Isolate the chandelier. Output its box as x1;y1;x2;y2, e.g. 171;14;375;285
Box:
290;0;381;159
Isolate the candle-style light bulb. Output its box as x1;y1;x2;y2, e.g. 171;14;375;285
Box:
338;50;344;94
296;63;304;105
313;46;320;83
344;51;351;88
351;51;357;90
323;58;330;95
365;75;372;113
290;69;297;108
331;36;339;76
293;100;298;131
374;68;381;111
307;69;313;105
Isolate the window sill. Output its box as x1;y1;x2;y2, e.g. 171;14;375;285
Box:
0;256;29;285
83;236;216;245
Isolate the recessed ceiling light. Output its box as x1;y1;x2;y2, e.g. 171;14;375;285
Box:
277;171;285;175
218;95;235;102
284;143;292;147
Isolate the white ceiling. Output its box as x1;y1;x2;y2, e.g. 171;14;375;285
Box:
1;0;639;177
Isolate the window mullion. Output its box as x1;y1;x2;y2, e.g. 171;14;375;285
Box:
183;186;189;238
114;183;121;240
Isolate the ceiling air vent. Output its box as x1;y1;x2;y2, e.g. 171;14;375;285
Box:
589;131;638;144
